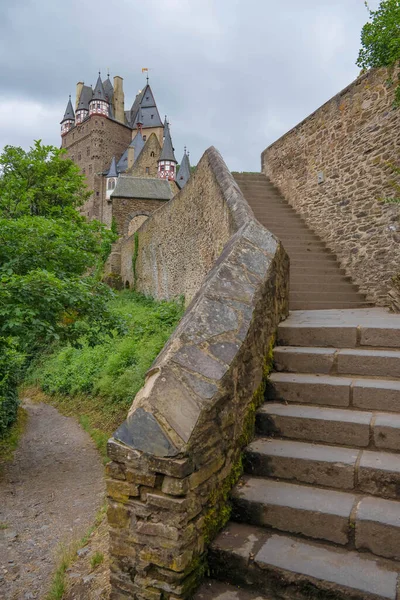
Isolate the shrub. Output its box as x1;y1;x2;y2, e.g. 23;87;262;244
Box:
0;338;24;438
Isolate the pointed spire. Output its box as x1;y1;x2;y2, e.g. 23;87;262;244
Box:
62;95;75;122
159;118;176;162
92;73;108;102
177;147;191;188
107;156;118;178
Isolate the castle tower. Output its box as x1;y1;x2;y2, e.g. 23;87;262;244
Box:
176;147;191;188
75;84;92;124
60;96;75;136
106;156;118;200
158;117;177;181
89;73;109;118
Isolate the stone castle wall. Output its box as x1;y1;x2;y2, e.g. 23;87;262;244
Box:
124;149;241;303
112;197;166;236
63;116;131;220
107;147;289;599
262;67;400;307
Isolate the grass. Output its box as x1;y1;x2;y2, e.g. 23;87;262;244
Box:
45;505;106;600
24;290;184;451
90;551;104;569
0;522;8;530
0;407;28;467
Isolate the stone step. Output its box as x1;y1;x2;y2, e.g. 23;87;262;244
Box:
232;477;400;556
277;308;400;348
244;438;360;489
209;522;400;600
244;436;400;496
256;403;373;447
274;347;400;377
289;291;364;304
267;372;400;412
232;477;356;545
290;277;354;287
194;580;272;599
290;300;371;310
291;282;361;293
290;265;348;276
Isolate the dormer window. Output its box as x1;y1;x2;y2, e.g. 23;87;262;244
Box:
151;114;154;119
107;178;116;191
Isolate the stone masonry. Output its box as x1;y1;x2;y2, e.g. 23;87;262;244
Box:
262;66;400;307
63;116;132;220
106;147;289;599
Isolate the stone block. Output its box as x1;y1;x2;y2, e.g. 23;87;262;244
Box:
353;378;400;412
355;496;400;560
268;373;350;407
358;450;400;498
274;347;336;374
106;479;140;502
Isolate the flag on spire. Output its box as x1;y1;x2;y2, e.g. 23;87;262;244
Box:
142;67;148;73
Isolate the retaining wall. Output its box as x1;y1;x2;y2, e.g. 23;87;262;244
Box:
107;147;289;599
262;67;400;307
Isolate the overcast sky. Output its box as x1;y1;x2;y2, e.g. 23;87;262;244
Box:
0;0;379;171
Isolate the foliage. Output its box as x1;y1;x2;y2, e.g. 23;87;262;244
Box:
0;338;24;438
26;291;184;438
357;1;400;103
0;140;91;219
0;141;117;435
0;407;27;465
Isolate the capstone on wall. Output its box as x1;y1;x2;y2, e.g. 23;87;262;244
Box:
125;150;238;303
63;116;131;221
262;67;400;306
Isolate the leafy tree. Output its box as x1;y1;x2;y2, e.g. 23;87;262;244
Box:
0;140;91;219
0;141;121;435
357;0;400;103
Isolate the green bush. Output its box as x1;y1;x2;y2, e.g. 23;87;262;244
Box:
0;338;24;438
28;291;184;416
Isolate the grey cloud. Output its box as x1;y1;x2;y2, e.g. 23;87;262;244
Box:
0;0;380;170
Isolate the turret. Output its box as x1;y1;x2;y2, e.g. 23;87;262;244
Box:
89;73;109;118
176;147;191;188
60;95;75;135
106;156;118;199
158;117;177;181
75;84;92;124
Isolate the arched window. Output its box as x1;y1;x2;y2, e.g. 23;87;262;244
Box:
107;178;116;190
143;135;147;141
150;151;155;157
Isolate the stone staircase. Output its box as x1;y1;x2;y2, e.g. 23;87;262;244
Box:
194;172;400;599
196;309;400;600
233;173;369;310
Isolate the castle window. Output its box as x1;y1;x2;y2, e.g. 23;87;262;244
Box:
160;164;165;171
87;146;90;156
89;164;92;174
150;151;155;157
151;114;154;119
143;135;147;141
170;165;175;173
107;178;116;190
82;168;86;174
97;103;100;109
78;152;81;161
146;167;150;174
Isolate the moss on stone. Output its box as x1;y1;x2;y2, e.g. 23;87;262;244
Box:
132;231;139;290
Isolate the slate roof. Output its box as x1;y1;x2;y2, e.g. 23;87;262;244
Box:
103;77;114;117
130;84;163;129
61;96;75;122
77;85;93;112
111;177;172;200
159;118;176;162
92;74;108;102
107;156;118;178
116;132;145;173
176;150;191;188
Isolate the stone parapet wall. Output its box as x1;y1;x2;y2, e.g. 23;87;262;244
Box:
131;147;255;304
107;147;289;599
262;67;400;307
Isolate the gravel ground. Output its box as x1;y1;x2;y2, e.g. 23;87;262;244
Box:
0;398;105;600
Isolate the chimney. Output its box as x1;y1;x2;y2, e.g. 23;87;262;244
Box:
113;76;125;123
75;82;84;111
127;145;135;170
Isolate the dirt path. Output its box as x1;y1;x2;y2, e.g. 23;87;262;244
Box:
0;398;105;600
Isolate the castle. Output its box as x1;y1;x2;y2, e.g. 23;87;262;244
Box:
60;72;191;233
